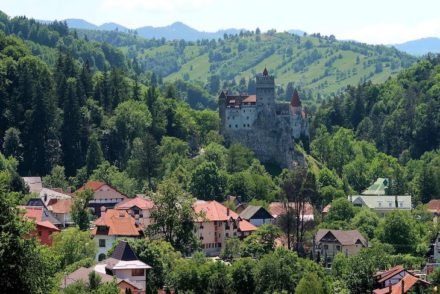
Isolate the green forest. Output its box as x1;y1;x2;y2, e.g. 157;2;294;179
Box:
0;11;440;294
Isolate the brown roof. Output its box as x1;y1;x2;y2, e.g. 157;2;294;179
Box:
374;265;404;283
242;95;256;103
92;209;142;236
61;267;116;288
269;202;314;218
78;181;106;191
315;229;367;247
47;198;73;214
427;199;440;213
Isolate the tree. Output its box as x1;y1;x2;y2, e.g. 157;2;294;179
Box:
52;227;97;268
0;187;59;293
88;271;102;290
227;144;254;173
278;168;316;251
71;189;94;230
86;133;104;175
147;179;196;253
351;208;379;239
2;127;23;161
229;258;257;294
326;198;355;223
190;161;227;201
62;77;84;176
241;224;281;258
127;133;159;188
376;210;418;254
295;272;325;294
42;165;69;190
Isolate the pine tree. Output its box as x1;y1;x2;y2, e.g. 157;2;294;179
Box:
2;127;23;161
86;133;104;175
61;77;83;176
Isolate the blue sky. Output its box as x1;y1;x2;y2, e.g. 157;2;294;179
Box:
1;0;439;44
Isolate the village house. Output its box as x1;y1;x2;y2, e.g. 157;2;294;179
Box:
20;199;61;246
47;198;73;228
115;196;155;226
427;199;440;221
269;201;315;221
62;240;151;294
349;178;412;216
92;208;143;260
373;265;430;294
239;205;274;227
39;187;72;206
193;200;257;256
77;181;127;217
22;176;43;193
314;229;367;268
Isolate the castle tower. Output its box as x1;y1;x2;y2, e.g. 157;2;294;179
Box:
256;67;275;110
218;90;227;135
290;89;302;116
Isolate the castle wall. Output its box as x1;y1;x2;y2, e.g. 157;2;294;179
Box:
225;105;258;130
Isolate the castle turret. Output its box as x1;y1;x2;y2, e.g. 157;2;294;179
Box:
290;89;302;115
256;67;275;110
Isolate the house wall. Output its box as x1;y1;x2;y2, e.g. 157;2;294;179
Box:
249;218;272;227
53;212;73;227
434;235;440;261
316;242;364;267
95;235;117;259
113;269;146;291
35;226;57;246
195;219;243;256
118;280;144;294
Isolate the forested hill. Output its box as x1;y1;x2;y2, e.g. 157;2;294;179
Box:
75;27;416;100
313;54;440;160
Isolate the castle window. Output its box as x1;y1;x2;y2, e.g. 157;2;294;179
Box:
235;125;238;128
243;124;245;127
229;125;231;128
247;116;249;120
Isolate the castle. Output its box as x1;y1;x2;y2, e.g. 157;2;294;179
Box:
219;68;309;168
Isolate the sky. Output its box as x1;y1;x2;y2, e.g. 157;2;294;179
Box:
1;0;439;44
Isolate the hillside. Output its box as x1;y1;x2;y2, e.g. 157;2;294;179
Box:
77;29;416;99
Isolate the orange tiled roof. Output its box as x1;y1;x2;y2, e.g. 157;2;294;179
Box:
92;209;141;236
193;200;240;222
77;181;106;191
115;197;154;210
24;206;45;222
193;200;256;232
242;95;256;103
48;198;73;214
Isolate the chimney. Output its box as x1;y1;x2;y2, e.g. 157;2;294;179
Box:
227;208;230;216
100;206;106;217
401;279;404;294
389;283;392;293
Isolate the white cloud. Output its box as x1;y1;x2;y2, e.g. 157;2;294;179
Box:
339;19;440;44
101;0;213;12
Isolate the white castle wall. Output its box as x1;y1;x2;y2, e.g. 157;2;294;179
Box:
225;105;258;130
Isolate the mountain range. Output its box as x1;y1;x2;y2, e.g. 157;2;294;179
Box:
58;19;440;56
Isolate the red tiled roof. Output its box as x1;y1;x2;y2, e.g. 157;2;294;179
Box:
427;199;440;213
242;95;256;103
92;209;141;236
375;265;404;283
37;220;60;231
77;181;106;191
290;90;301;107
115;197;154;210
269;202;314;218
373;272;429;294
24;206;44;222
193;200;256;232
48;198;73;214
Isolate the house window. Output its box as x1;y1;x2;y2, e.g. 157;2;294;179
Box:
323;244;328;250
132;269;144;276
399;202;403;207
336;245;341;251
99;239;106;248
226;233;229;237
388;202;392;207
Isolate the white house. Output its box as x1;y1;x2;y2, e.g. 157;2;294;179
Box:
92;209;143;260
